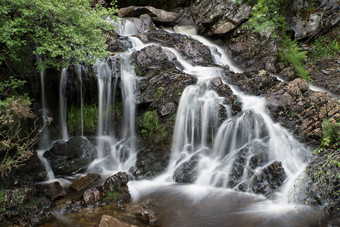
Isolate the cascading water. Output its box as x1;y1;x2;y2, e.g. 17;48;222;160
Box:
41;19;321;226
59;68;69;141
76;64;85;137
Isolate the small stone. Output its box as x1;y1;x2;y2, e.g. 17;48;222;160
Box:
83;188;101;204
99;215;137;227
321;69;330;75
39;181;66;201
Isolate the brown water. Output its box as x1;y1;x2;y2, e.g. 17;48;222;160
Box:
41;185;328;227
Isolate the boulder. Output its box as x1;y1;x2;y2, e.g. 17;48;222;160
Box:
133;45;177;76
249;161;287;195
118;6;179;26
102;172;131;204
43;136;97;176
38;182;66;201
83;188;102;205
143;30;215;66
70;173;101;192
173;153;200;183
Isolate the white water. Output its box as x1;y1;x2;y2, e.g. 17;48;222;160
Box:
76;64;85;136
59;68;69;141
128;25;312;210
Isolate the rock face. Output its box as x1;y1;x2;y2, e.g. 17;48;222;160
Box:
178;0;252;36
43;136;97;176
288;0;340;40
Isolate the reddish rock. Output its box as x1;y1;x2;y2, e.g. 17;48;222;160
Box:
70;173;101;192
99;215;137;227
83;188;101;204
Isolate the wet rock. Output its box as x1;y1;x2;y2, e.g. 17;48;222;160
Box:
70;173;101;192
134;45;177;76
228;70;280;96
209;77;242;116
38;182;66;201
144;30;214;66
174;153;200;183
136;207;158;225
228;147;248;187
118;6;179;26
131;14;157;34
83;188;101;204
236;179;249;192
99;215;138;227
249;161;287;195
102;172;131;204
43;136;97;176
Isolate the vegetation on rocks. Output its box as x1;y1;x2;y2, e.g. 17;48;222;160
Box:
67;104;98;135
139;110;166;142
0;77;44;176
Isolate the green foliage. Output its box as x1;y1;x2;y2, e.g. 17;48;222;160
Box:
67;104;98;135
310;36;340;60
321;119;340;145
0;0;118;71
279;37;312;82
0;78;42;176
139;110;166;142
154;87;164;101
103;191;120;201
245;0;288;38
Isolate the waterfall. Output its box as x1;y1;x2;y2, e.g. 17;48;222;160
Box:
59;68;69;141
76;64;85;137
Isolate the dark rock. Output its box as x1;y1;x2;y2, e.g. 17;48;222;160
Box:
0;186;52;226
102;172;131;204
132;14;157;34
236;179;249;192
178;0;252;36
134;45;177;76
173;153;200;183
143;30;214;66
227;70;281;96
38;182;66;201
118;6;179;26
43;136;97;176
99;215;138;227
70;173;101;192
249;161;287;195
83;188;101;204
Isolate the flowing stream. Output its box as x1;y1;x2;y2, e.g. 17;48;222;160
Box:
40;19;322;226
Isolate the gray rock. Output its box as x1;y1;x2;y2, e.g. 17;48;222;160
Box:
43;136;97;176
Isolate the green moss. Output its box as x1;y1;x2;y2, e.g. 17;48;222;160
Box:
139;110;166;142
322;119;340;145
103;191;120;201
154;87;164;101
67;104;98;135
